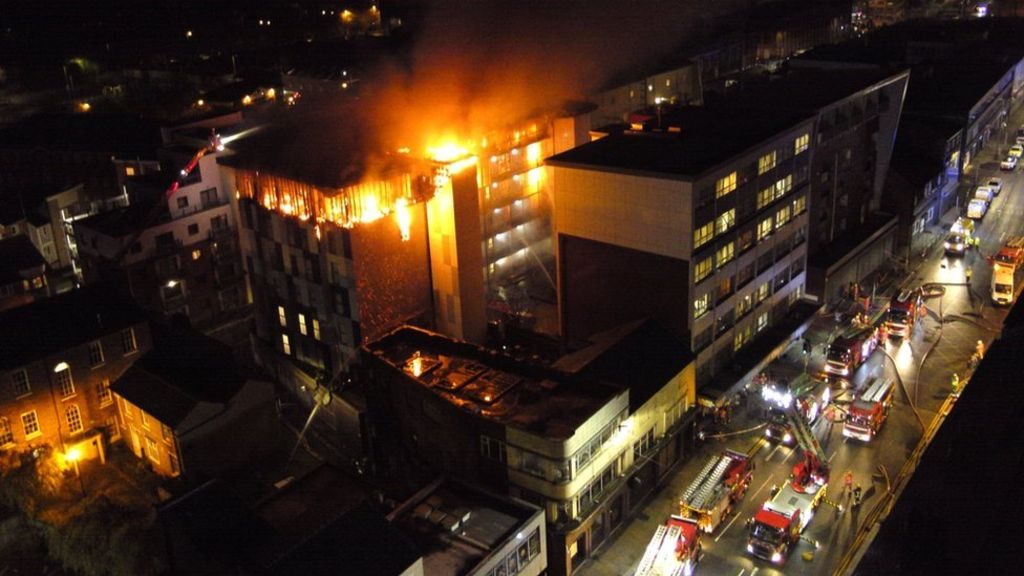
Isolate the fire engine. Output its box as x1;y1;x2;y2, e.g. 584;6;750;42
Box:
747;405;829;565
825;319;879;380
843;377;895;442
635;516;701;576
679;450;753;533
761;373;830;445
991;237;1024;306
885;288;923;339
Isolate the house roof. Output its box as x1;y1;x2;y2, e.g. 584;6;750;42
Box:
111;324;243;428
0;235;46;285
0;283;147;370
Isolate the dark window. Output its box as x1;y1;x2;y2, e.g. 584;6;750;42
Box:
177;197;189;209
187;223;199;236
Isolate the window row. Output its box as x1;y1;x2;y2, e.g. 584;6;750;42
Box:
0;407;83;444
7;331;137;399
482;528;542;576
277;306;323;340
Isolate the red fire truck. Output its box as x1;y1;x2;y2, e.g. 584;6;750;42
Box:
635;516;701;576
885;289;923;339
679;450;753;533
747;405;829;564
825;321;879;380
843;378;895;442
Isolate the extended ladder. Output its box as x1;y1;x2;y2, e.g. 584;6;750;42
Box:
634;523;667;576
685;454;732;510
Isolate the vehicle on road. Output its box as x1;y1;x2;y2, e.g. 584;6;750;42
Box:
1011;144;1024;158
635;516;701;576
944;233;968;256
843;377;895;442
747;406;829;565
885;288;923;339
679;449;753;533
1000;156;1018;171
974;185;995;205
967;198;989;219
986;177;1003;195
951;217;975;244
991;236;1024;306
825;319;880;380
1017;126;1024;145
762;373;831;444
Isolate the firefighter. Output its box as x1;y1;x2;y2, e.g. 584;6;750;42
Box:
976;340;985;360
852;484;863;508
843;470;854;498
951;372;961;396
966;267;973;285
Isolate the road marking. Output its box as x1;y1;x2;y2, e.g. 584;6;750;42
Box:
828;450;838;463
767;443;782;461
736;570;746;576
751;474;774;500
751;568;759;576
715;504;745;542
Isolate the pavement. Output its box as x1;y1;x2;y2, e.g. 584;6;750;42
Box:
578;105;1024;576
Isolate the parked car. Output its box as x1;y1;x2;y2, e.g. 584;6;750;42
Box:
967;198;989;219
1016;126;1024;145
1001;156;1018;171
975;186;995;205
1011;144;1024;158
986;177;1003;195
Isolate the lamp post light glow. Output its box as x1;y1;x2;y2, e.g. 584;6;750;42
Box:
66;448;86;497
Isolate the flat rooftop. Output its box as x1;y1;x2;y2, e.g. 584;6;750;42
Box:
547;104;811;178
391;478;541;576
366;326;622;439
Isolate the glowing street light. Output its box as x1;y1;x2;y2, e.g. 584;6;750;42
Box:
66;448;86;496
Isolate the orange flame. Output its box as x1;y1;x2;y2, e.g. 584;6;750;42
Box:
395;196;412;242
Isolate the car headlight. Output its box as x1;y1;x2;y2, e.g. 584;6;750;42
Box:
783;433;793;443
747;543;755;553
772;551;783;563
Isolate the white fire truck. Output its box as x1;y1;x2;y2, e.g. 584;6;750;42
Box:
679;450;753;533
747;406;829;565
635;516;701;576
843;377;895;442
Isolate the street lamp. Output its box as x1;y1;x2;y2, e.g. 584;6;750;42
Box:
66;448;86;497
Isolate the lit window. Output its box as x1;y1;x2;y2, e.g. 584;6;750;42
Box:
776;205;792;228
716;242;735;268
715;172;737;198
793;194;807;215
693;222;714;249
775;174;793;197
21;411;40;438
757;217;773;241
693;293;710;319
758;151;777;175
0;417;12;446
795;134;810;155
192;249;202;260
313;319;321;341
125;166;136;176
757;186;774;210
282;334;291;355
97;379;112;406
88;341;104;367
715;209;735;235
756;312;769;332
278;306;287;327
146;437;160;464
66;405;83;434
756;282;770;303
11;369;30;396
121;328;137;354
55;365;75;397
140;410;150;430
694;257;713;283
298;314;307;336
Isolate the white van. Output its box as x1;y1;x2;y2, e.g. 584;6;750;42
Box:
967;198;988;220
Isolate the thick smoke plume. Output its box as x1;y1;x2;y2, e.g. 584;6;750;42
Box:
365;0;747;153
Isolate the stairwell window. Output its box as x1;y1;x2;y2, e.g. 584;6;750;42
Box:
313;319;321;341
281;334;291;355
298;314;307;336
715;172;737;198
278;305;287;327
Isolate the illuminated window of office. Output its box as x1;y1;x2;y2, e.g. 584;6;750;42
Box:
282;334;291;355
776;205;792;228
298;314;307;336
757;218;773;241
313;318;321;340
716;242;735;268
694;222;714;249
278;305;287;327
694;257;713;283
693;293;710;319
715;209;735;235
795;134;809;155
757;186;774;210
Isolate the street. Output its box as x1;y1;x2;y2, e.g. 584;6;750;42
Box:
580;118;1024;576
